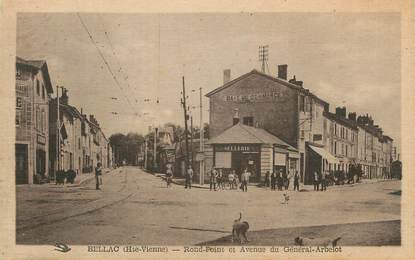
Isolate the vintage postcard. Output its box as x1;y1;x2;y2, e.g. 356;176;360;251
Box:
0;0;414;259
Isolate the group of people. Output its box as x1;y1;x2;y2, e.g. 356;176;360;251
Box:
209;167;252;192
264;169;300;191
313;171;329;191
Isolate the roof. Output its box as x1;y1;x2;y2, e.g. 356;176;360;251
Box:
16;56;53;94
205;69;328;106
323;111;358;130
207;123;298;151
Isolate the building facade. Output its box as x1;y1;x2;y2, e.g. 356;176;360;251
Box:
206;67;327;183
16;57;53;184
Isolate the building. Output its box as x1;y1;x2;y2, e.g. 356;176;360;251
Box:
207;123;298;181
206;67;331;183
356;114;393;179
15;57;53;184
49;89;84;175
323;108;359;174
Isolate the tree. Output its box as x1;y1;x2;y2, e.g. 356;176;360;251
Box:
109;132;144;165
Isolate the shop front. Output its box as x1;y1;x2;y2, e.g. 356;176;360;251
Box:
214;144;261;181
207;123;299;183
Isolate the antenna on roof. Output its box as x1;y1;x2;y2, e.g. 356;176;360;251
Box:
259;45;269;74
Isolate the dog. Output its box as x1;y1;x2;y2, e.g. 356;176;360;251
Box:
231;213;250;244
294;236;342;246
282;193;290;204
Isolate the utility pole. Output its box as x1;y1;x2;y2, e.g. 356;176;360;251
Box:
259;45;269;74
190;115;194;169
144;139;148;170
56;85;60;173
181;76;190;170
154;127;158;170
199;87;204;185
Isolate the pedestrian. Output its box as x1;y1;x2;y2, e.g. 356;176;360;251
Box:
264;171;270;188
95;162;102;190
185;165;193;189
321;171;327;191
166;163;173;188
270;170;277;190
228;170;235;189
313;171;320;191
217;169;224;190
293;170;300;191
240;168;251;192
283;171;289;190
277;170;283;191
210;167;218;191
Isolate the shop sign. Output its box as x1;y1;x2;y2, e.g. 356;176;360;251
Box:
166;150;175;162
224;91;284;103
37;134;46;145
195;152;204;161
216;144;260;153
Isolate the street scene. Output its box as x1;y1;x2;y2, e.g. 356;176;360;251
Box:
17;166;400;246
15;13;402;246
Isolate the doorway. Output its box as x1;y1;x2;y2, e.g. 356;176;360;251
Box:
16;144;28;184
231;152;260;181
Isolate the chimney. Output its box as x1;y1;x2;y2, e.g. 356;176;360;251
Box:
288;75;303;87
60;88;69;105
348;112;356;121
223;69;231;84
335;106;346;118
233;108;240;125
277;64;288;80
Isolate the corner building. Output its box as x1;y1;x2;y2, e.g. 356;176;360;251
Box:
206;68;330;183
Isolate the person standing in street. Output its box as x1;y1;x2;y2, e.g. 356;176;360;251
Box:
165;163;173;188
210;167;218;191
241;168;251;192
321;170;327;191
228;170;235;189
217;169;223;190
313;171;320;191
270;170;277;190
264;171;270;188
185;165;193;189
277;170;284;191
293;170;300;191
95;162;102;190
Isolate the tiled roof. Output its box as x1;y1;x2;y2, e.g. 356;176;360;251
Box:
205;69;328;106
16;56;53;94
207;123;298;151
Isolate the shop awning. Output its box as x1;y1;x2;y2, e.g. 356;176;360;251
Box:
309;145;339;164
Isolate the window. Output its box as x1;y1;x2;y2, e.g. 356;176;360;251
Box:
41;109;45;133
334;124;337;136
36;107;40;130
78;138;81;149
242;116;253;126
300;130;305;139
341;143;344;155
16;97;23;109
16;111;21;126
334;141;337;155
299;95;305;112
42;84;45;99
346;145;348;157
36;79;40;96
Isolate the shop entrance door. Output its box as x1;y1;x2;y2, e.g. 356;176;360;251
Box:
231;152;260;182
16;144;28;184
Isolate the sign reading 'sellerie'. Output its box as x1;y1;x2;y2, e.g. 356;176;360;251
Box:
216;144;260;152
224;91;284;102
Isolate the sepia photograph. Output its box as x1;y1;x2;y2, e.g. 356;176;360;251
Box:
13;11;403;248
1;0;413;258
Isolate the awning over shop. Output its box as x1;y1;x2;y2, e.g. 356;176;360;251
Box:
308;144;339;164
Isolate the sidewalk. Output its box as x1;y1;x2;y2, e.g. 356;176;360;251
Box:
46;168;114;187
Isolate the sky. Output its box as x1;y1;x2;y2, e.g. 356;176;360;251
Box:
16;12;401;150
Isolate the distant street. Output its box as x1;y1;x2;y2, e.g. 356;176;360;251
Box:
17;166;401;245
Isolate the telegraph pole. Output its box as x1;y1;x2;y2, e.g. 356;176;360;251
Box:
199;87;204;185
190;115;194;169
259;45;269;74
181;76;190;169
56;85;60;173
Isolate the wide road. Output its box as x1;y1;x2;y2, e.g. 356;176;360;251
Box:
17;166;401;245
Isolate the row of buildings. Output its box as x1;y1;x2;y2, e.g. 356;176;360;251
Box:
202;66;395;184
15;56;113;184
